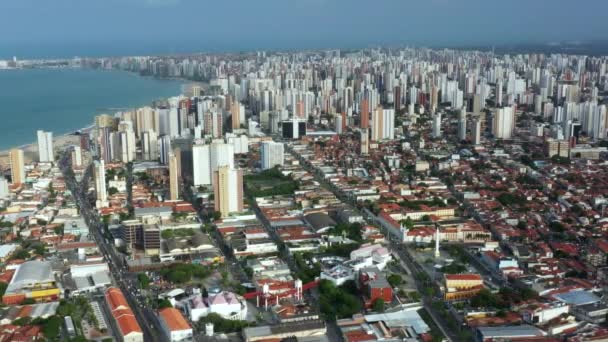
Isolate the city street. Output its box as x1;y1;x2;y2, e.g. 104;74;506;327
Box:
59;152;166;342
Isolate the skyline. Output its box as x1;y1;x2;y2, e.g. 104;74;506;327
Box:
2;0;608;58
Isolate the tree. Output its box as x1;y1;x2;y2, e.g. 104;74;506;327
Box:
387;274;403;288
137;273;150;289
213;211;222;221
161;230;174;239
108;187;119;196
158;298;172;308
0;282;8;297
372;298;385;312
12;249;30;260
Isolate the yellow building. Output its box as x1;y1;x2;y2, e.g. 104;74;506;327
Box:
444;274;483;301
213;166;243;218
9;149;25;184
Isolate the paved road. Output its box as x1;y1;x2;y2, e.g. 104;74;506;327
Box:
284;143;457;342
59;152;166;342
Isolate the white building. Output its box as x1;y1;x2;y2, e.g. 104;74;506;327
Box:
158;307;193;342
0;177;9;199
260;141;284;170
94;160;108;208
192;143;211;186
226;134;249;154
210;141;234;183
493;106;515;139
37;130;54;163
183;291;248;321
71;146;82;167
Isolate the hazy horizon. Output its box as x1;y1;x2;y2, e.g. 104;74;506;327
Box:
2;0;608;59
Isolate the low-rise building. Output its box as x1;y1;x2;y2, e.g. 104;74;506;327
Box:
158;307;193;342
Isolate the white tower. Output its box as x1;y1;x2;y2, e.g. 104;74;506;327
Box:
434;224;440;258
294;279;303;301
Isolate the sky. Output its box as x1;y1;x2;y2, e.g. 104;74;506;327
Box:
1;0;607;58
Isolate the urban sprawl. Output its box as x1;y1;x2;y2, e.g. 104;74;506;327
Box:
1;48;608;342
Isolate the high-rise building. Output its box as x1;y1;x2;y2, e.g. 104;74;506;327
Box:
335;114;343;134
360;128;369;155
281;118;306;139
94;160;108;208
472;94;482;116
432;113;442;138
260;141;284;170
192;144;211;186
37;130;54;163
142;130;159;161
473;118;482;145
394;85;401;111
360;97;370;129
231;102;244;130
71;146;82;167
226;134;249;154
168;153;180;201
213;166;244;218
493;106;515;139
545;138;570;158
9;149;25;185
458;110;467;141
158;135;172;165
204;111;223;138
135;107;159;138
118;125;136;163
210;141;234;171
0;177;9;199
371;106;395;141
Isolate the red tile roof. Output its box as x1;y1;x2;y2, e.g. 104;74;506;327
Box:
158;308;191;331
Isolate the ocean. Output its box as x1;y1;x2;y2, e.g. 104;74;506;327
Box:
0;68;184;150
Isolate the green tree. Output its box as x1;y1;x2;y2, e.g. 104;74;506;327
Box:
108;187;119;196
137;273;150;289
387;274;403;287
372;298;385;312
158;298;173;308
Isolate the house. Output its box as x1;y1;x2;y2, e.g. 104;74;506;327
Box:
158;307;193;342
358;267;392;308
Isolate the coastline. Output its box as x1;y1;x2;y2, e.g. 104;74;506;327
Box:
0;68;194;163
0;125;94;165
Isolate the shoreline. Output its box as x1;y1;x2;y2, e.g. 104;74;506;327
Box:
0;68;197;160
0;125;95;165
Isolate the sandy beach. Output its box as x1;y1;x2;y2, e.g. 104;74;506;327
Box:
0;126;93;167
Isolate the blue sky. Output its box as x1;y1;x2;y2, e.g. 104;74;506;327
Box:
1;0;607;57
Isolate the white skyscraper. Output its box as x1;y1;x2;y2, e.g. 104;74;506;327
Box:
458;110;467;141
119;130;136;163
142;129;159;161
210;142;234;184
37;130;54;162
0;177;9;199
493;106;515;139
432;113;442;138
192;144;211;186
260;141;284;170
94;160;108;208
473;118;482;145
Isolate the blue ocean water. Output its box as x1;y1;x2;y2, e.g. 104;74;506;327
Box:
0;68;183;150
